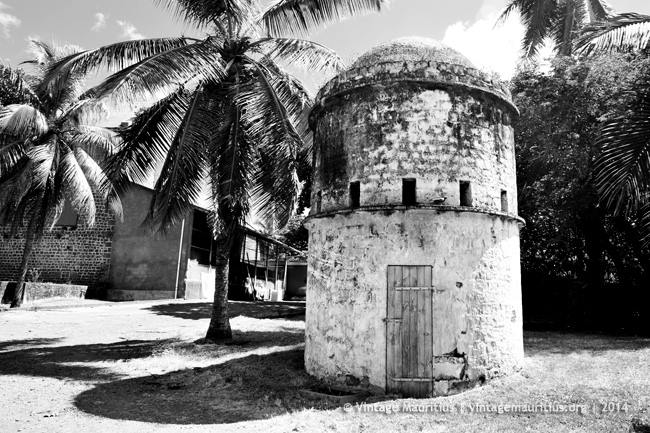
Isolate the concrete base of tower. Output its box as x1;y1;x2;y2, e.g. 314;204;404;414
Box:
303;208;524;396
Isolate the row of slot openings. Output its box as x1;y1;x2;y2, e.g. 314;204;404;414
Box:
346;180;509;212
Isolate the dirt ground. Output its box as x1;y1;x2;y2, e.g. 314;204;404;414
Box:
0;300;648;433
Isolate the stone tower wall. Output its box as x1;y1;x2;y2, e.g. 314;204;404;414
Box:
306;39;524;394
305;210;523;388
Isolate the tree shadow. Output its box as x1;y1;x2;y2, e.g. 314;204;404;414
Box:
524;331;650;355
146;300;305;321
0;339;178;381
0;328;305;383
75;349;349;425
0;337;63;351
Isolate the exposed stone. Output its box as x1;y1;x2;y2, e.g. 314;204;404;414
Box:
433;380;449;396
0;281;87;305
432;359;465;380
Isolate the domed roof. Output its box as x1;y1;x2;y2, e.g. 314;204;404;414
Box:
350;37;475;70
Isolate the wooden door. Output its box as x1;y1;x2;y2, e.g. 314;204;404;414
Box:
386;265;434;397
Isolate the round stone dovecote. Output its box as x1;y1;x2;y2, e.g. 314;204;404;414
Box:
304;37;524;397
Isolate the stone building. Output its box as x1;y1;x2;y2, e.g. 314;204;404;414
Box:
0;185;304;302
305;38;524;397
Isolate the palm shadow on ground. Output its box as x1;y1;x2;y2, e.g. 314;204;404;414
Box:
0;339;178;381
0;328;305;382
0;337;63;351
73;332;650;425
74;349;342;425
145;300;306;321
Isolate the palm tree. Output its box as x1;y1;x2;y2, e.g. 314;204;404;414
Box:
498;0;612;57
42;0;385;342
577;12;650;54
0;41;121;307
576;13;650;246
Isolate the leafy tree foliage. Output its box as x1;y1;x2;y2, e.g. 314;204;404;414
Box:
512;55;650;331
0;66;32;107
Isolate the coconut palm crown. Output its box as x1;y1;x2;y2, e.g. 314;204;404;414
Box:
498;0;612;57
39;0;385;341
0;41;122;307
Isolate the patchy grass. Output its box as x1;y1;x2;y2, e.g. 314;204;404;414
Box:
0;301;648;433
71;333;650;432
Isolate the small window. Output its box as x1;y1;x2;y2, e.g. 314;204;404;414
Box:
402;178;417;206
460;181;472;207
500;190;508;212
316;191;322;213
55;201;78;227
349;181;360;208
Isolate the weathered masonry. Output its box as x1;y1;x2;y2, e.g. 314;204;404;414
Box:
304;38;525;397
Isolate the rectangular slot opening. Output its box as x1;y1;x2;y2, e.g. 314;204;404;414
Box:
460;181;472;207
316;191;322;213
500;190;508;212
402;178;417;206
55;200;78;228
350;181;360;208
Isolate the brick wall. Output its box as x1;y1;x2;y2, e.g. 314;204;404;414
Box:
0;200;115;294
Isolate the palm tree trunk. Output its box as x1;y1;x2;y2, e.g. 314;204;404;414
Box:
11;221;37;308
204;233;233;342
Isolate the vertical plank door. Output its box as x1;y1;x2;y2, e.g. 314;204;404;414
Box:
386;265;434;397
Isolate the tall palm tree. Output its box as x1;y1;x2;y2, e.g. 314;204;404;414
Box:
498;0;612;57
576;13;650;246
42;0;385;342
0;41;121;307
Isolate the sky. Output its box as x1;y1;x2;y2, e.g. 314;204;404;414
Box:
2;0;650;120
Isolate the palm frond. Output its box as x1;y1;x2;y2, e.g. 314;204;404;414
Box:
638;200;650;246
0;104;48;138
251;37;345;72
522;0;557;57
154;0;256;28
23;41;89;114
104;88;190;199
209;101;253;234
25;137;57;190
261;0;384;37
236;59;304;226
40;38;192;93
592;97;650;216
146;89;213;233
84;38;225;104
69;125;119;160
551;0;586;56
73;147;123;219
584;0;612;22
62;99;111;126
0;138;25;176
258;56;313;153
59;146;96;225
577;13;650;54
0;66;39;105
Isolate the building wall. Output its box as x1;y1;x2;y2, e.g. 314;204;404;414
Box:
0;199;115;295
305;210;524;389
107;186;192;301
